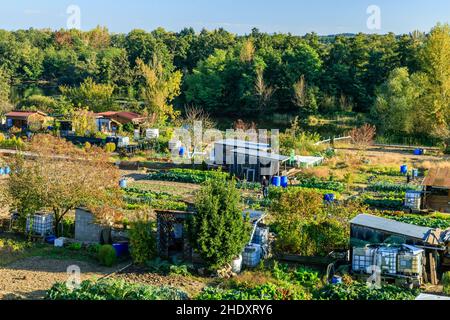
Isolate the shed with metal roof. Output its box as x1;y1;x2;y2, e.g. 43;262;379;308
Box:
350;214;434;245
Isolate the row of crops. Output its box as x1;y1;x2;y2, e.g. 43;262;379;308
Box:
123;188;188;211
367;182;421;193
294;177;346;193
146;169;229;184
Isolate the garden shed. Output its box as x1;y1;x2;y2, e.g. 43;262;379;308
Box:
5;110;50;130
350;214;435;246
96;111;145;132
422;168;450;213
211;139;288;182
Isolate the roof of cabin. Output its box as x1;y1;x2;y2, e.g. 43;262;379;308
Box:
5;111;47;119
232;148;289;162
422;168;450;189
215;139;270;150
350;214;432;241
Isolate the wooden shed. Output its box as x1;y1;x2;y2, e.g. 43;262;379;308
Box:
422;168;450;214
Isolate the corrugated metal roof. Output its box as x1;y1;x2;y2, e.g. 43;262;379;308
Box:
215;139;270;150
350;214;432;240
422;168;450;188
232;148;289;162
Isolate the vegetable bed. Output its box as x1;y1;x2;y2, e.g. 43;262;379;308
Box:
146;169;229;184
47;280;188;300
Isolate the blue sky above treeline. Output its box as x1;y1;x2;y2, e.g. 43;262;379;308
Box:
1;0;449;35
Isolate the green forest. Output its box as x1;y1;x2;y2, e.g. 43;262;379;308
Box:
0;24;449;145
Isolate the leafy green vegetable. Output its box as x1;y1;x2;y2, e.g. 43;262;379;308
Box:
46;280;188;300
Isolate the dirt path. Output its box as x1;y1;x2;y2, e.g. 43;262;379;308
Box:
0;257;126;300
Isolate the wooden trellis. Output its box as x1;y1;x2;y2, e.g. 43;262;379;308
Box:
156;210;194;261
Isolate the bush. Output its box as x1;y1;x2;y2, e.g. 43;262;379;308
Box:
189;177;251;269
270;188;360;255
128;220;156;265
0;136;26;150
97;245;117;267
46;280;188;300
442;272;450;296
18;95;58;113
104;142;116;153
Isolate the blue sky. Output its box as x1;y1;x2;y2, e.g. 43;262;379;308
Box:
1;0;449;35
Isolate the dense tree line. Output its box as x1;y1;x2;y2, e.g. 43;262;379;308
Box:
0;25;448;143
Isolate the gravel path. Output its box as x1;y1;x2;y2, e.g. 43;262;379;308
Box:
0;257;123;300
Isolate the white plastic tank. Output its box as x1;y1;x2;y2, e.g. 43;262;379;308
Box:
376;247;398;275
397;245;424;276
118;136;130;148
134;129;140;140
242;244;262;268
231;255;243;274
352;246;376;274
146;129;160;139
252;226;269;245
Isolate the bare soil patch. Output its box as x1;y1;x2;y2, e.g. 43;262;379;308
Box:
0;257;125;300
113;265;209;298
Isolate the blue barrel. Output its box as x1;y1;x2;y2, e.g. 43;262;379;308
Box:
179;146;185;157
324;194;335;202
271;176;281;187
45;235;56;244
281;176;289;188
113;242;129;257
4;166;10;175
414;149;421;156
400;165;408;174
332;276;343;285
119;179;127;188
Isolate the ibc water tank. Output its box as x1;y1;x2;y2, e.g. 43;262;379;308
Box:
119;179;127;188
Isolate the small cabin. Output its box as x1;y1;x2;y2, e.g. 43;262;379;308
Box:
422;168;450;214
5;110;50;131
96;111;145;132
211;139;289;182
